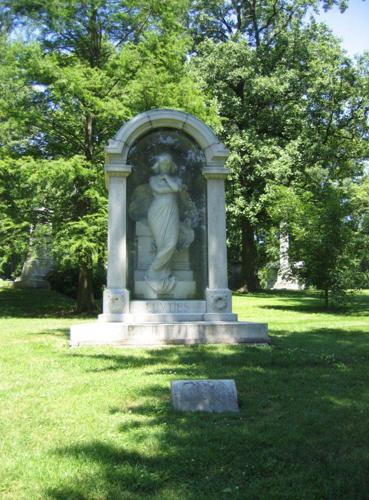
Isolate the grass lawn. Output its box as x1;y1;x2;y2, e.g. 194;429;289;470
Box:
1;284;369;499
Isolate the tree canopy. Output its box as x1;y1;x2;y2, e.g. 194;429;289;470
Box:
0;0;368;309
0;0;217;310
190;0;369;296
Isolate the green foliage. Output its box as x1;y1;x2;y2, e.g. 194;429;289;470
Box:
189;0;348;46
294;184;367;304
351;172;369;276
0;1;217;308
0;157;35;276
1;0;368;304
30;156;108;270
264;179;369;305
0;36;38;158
191;2;369;292
0;155;107;279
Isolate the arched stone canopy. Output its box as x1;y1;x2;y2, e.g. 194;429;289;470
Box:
105;109;229;165
102;109;233;316
69;109;269;345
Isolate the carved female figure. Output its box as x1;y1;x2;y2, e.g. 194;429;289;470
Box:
146;153;182;293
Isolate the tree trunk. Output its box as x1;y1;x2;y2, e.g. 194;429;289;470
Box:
324;288;329;309
241;217;260;292
76;265;95;313
84;113;94;161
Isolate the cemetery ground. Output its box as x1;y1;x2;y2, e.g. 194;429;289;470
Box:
1;284;369;499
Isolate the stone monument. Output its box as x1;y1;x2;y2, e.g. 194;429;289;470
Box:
271;223;304;291
14;223;53;289
70;109;269;346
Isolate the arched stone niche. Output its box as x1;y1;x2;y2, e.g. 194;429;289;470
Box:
101;109;235;322
127;128;208;299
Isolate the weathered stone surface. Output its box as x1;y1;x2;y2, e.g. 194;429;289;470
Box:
70;320;269;346
14;223;53;289
130;300;206;314
70;109;269;345
171;379;239;413
271;223;304;291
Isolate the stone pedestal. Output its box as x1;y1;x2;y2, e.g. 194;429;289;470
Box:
133;221;196;299
70;320;268;346
70;110;269;346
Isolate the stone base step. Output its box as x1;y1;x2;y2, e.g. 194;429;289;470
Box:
70;321;270;347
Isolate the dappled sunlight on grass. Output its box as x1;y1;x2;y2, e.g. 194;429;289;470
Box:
1;286;369;497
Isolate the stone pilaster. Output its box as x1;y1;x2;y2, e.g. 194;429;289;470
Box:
99;163;132;322
202;163;237;321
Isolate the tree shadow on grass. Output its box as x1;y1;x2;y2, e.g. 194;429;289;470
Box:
235;289;369;316
261;303;369;316
47;328;369;499
0;286;95;319
233;290;307;299
256;291;369;316
31;327;70;339
68;326;369;374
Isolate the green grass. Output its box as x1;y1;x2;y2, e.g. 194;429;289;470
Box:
1;286;369;499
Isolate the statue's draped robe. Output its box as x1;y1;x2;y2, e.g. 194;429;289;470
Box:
146;175;181;292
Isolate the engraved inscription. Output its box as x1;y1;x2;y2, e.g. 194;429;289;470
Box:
146;301;191;314
171;379;239;412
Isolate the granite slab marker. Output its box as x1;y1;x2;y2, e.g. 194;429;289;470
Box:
171;380;239;413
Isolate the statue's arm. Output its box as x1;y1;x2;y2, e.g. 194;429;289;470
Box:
149;176;172;193
163;175;182;192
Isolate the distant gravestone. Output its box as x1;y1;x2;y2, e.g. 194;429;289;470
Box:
14;223;54;289
272;223;303;291
171;379;239;413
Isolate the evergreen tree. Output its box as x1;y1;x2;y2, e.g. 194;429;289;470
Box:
0;0;216;310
